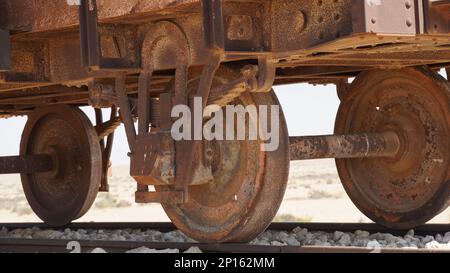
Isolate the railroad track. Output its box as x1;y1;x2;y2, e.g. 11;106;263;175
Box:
0;222;449;253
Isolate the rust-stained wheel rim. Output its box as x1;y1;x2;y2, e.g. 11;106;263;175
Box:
21;105;102;226
335;67;450;229
159;67;290;243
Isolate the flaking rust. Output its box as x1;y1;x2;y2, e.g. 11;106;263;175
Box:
0;0;448;244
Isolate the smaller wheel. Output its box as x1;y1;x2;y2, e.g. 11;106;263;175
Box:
335;67;450;229
21;105;102;226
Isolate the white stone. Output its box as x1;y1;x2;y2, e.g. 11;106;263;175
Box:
317;234;328;243
275;232;289;241
425;241;443;249
338;234;352;246
0;226;8;237
334;231;344;241
442;232;450;244
355;230;370;238
126;247;180;253
33;230;61;239
406;230;415;237
353;239;369;247
293;227;308;237
282;237;301;246
184;247;203;253
366;240;381;250
422;235;435;244
91;248;108;253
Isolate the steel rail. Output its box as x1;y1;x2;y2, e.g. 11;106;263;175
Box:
0;238;448;254
1;222;449;237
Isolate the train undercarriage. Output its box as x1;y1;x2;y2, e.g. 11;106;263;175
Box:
0;0;449;243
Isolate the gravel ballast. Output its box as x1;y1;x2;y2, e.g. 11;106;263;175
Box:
1;226;449;252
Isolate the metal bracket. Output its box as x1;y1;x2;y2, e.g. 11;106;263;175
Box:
352;0;424;35
78;0;135;70
130;132;175;186
254;57;277;93
424;0;450;33
136;191;185;205
352;0;450;35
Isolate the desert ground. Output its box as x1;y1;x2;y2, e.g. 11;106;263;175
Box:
0;159;449;224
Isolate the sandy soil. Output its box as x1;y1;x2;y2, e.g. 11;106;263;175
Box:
1;159;449;224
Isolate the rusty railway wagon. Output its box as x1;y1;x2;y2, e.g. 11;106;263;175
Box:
0;0;449;243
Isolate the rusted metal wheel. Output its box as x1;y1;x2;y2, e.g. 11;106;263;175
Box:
335;67;450;229
21;105;102;226
159;67;290;243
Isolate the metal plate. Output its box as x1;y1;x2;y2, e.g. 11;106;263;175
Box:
352;0;423;35
20;105;102;226
158;67;290;243
335;67;450;229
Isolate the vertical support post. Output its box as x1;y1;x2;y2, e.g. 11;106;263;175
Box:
96;106;117;192
0;30;11;71
79;0;101;68
159;93;173;131
138;70;153;134
202;0;225;50
174;65;188;106
95;108;107;191
115;75;136;152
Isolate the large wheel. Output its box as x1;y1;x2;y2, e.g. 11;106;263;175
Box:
335;67;450;229
159;67;290;243
21;105;102;226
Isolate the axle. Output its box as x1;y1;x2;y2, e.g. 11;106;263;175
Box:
0;155;54;174
0;132;400;174
289;132;401;160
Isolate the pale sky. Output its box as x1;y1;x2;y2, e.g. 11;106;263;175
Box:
0;83;342;165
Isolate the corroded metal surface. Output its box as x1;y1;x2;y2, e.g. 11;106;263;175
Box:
335;67;450;229
0;0;449;116
130;132;175;186
0;155;53;174
20;105;102;226
290;132;400;160
157;67;290;243
0;0;197;32
0;0;448;244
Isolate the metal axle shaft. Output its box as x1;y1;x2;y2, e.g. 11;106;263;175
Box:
290;132;400;160
0;155;54;174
